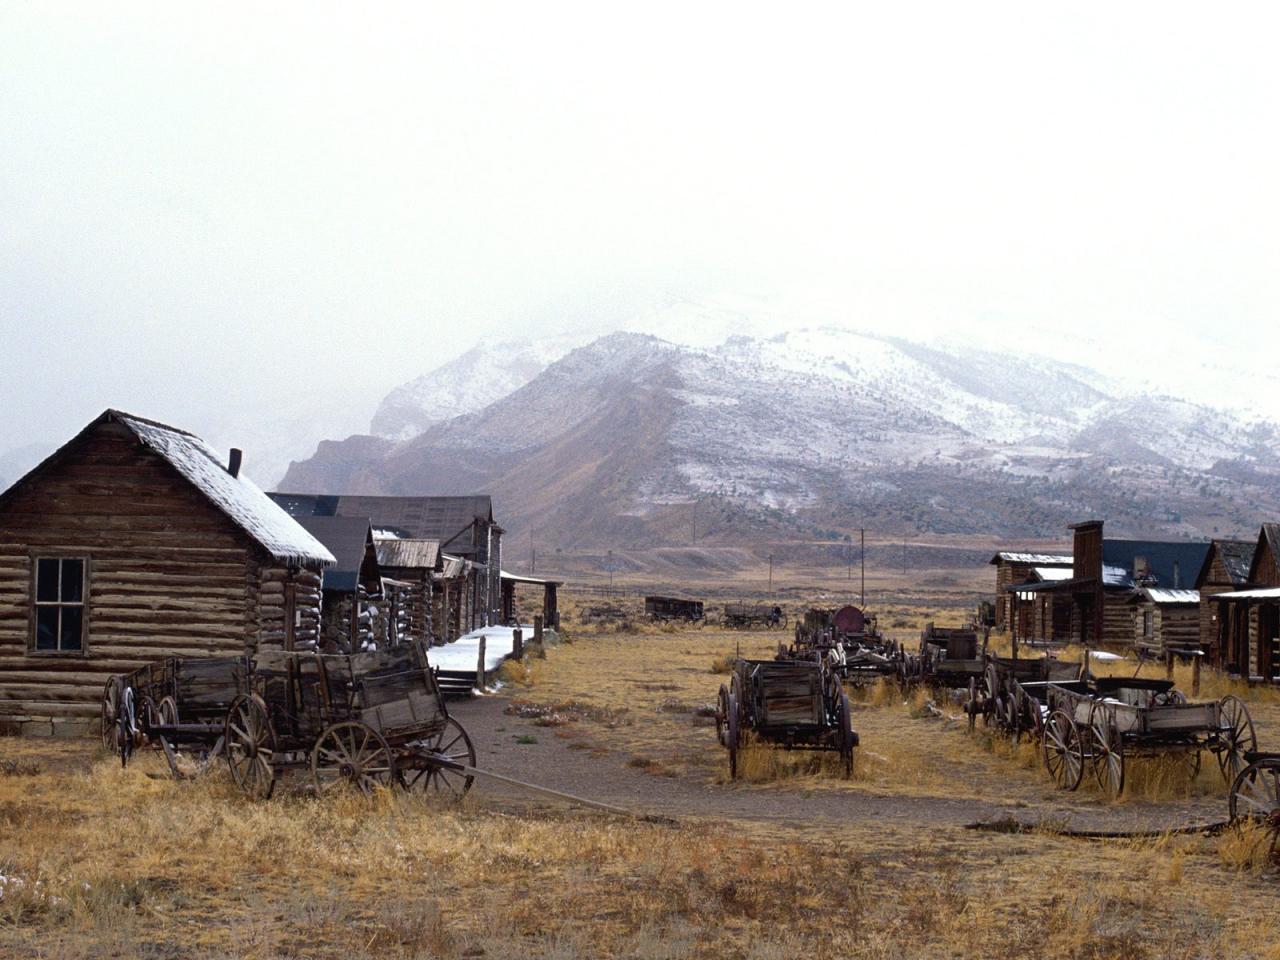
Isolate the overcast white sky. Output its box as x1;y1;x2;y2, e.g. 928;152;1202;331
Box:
2;2;1278;459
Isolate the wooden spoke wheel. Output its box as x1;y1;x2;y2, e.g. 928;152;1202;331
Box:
398;718;476;797
101;676;123;753
157;696;178;726
1216;696;1257;784
967;678;978;734
838;692;855;778
726;692;740;780
311;722;396;796
1229;758;1280;864
715;685;731;747
1088;703;1124;799
1022;692;1045;743
1005;694;1021;740
225;694;277;800
1043;709;1084;791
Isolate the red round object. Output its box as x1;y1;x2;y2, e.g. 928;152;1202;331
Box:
833;605;865;634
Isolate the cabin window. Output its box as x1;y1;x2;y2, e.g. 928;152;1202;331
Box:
32;557;87;653
1143;610;1153;639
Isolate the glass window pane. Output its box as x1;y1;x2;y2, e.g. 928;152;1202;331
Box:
60;606;83;651
36;607;59;650
36;559;59;603
60;559;84;602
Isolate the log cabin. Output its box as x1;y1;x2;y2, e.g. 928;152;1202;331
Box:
1008;520;1209;649
988;551;1073;633
269;493;503;633
0;410;335;735
1133;588;1201;658
1211;524;1280;682
373;536;440;645
1193;538;1255;668
294;515;386;653
499;570;563;628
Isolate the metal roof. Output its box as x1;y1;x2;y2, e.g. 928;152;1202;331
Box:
375;537;441;571
0;410;335;568
500;569;564;587
294;516;378;592
1214;587;1280;601
440;554;467;579
990;552;1073;566
1034;566;1074;582
268;493;495;556
1101;539;1210;590
1140;588;1200;605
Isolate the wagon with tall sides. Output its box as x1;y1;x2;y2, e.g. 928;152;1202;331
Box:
644;595;705;623
108;639;477;799
1039;677;1256;798
714;657;856;779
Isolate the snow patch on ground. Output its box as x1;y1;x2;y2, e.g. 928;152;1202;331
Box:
427;625;532;673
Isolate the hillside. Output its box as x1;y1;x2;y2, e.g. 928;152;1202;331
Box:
281;329;1280;549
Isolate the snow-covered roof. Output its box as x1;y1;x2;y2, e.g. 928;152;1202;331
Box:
116;412;336;568
1142;588;1200;604
1102;564;1132;587
1214;587;1280;601
500;569;564;587
991;552;1073;566
375;537;440;570
1034;566;1074;582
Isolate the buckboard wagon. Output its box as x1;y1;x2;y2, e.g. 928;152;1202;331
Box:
786;606;902;685
714;658;856;779
644;595;705;623
723;603;787;629
1032;677;1256;798
1227;750;1280;865
104;640;477;799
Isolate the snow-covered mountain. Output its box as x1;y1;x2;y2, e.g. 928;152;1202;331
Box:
282;328;1280;546
369;332;595;441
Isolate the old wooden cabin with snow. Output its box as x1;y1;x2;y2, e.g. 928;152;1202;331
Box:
0;410;334;734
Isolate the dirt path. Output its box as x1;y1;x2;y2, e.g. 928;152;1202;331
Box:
449;693;1226;834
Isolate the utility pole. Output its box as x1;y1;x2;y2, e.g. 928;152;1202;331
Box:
607;549;614;590
768;553;773;594
860;528;865;607
903;536;907;575
530;529;536;575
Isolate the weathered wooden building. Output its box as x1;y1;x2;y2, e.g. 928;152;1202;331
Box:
295;516;384;653
1133;588;1201;658
269;493;503;632
373;536;440;644
500;570;563;627
1193;538;1255;667
988;551;1073;632
1010;520;1209;649
1211;524;1280;682
0;410;335;734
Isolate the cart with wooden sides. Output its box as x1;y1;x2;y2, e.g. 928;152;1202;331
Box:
1038;677;1256;798
1227;750;1280;866
106;639;477;799
714;657;856;779
723;603;787;629
976;654;1083;737
644;595;705;623
914;624;985;689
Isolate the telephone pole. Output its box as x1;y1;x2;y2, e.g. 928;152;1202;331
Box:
530;529;536;574
860;528;865;607
767;553;773;594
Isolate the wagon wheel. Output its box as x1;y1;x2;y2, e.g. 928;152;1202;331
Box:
838;692;855;779
966;678;978;733
225;694;277;800
1088;703;1124;799
399;718;476;797
157;695;179;726
1215;696;1257;784
726;692;740;780
1228;758;1280;864
984;665;1003;728
715;684;730;747
1043;709;1084;791
1005;694;1022;740
1023;692;1045;743
100;676;123;753
1179;748;1202;783
730;671;748;728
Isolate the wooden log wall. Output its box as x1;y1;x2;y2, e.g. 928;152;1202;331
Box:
257;566;322;652
0;420;258;720
1155;606;1200;656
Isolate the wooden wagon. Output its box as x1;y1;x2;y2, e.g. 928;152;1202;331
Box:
714;658;856;779
644;595;705;623
106;639;477;799
912;624;985;688
723;603;786;629
1227;750;1280;865
975;654;1083;736
787;606;901;685
1038;677;1256;798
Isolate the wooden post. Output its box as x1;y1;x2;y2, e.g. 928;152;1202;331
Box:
1165;651;1174;682
512;626;523;660
1192;652;1202;697
534;615;543;644
476;635;486;691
